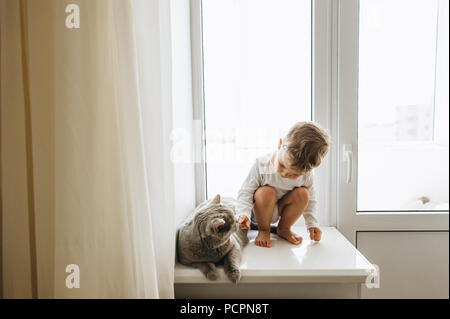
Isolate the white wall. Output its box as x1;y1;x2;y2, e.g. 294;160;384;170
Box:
358;231;449;298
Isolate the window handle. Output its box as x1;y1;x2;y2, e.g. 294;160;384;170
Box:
343;144;353;184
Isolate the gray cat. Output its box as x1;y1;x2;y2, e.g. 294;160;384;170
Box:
176;194;249;283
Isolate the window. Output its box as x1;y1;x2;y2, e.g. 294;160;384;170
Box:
201;0;312;198
357;0;449;211
337;0;448;243
192;0;448;243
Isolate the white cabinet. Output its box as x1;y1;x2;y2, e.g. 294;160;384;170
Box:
357;231;449;299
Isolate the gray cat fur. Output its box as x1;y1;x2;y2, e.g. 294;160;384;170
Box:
176;194;249;283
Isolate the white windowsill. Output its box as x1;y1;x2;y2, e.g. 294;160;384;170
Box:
175;226;375;284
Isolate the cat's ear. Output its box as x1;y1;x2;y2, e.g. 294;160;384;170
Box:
212;194;221;204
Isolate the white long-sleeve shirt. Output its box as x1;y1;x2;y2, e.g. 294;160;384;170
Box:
236;152;319;229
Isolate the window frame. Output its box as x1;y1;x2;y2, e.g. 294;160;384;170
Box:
336;0;449;244
190;0;338;227
190;0;207;205
190;0;449;243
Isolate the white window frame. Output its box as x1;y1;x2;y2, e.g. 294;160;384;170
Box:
190;0;340;227
190;0;449;245
336;0;449;244
189;0;450;240
190;0;207;206
312;0;339;228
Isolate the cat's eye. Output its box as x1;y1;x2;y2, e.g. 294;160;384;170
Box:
218;225;228;232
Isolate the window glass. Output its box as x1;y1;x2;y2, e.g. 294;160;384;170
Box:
358;0;449;211
202;0;312;198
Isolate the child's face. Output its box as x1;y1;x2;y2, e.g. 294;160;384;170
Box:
275;140;301;179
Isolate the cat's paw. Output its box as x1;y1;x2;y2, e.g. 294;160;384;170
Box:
226;268;241;284
205;270;219;281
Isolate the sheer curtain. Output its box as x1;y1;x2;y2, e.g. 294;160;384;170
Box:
1;0;180;298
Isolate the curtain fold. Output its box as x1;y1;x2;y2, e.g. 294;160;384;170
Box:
18;0;38;299
1;0;178;298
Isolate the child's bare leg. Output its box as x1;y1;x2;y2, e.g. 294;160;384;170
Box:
277;187;309;245
253;186;277;248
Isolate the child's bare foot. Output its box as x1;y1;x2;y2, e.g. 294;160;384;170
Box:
255;230;272;248
276;227;302;245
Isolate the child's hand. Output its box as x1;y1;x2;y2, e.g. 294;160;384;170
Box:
237;215;250;230
308;227;322;242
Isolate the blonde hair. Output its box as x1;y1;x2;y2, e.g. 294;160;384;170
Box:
283;122;330;174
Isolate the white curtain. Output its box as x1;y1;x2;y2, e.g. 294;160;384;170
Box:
1;0;179;298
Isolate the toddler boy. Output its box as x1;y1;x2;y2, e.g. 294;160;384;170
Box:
236;122;330;247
